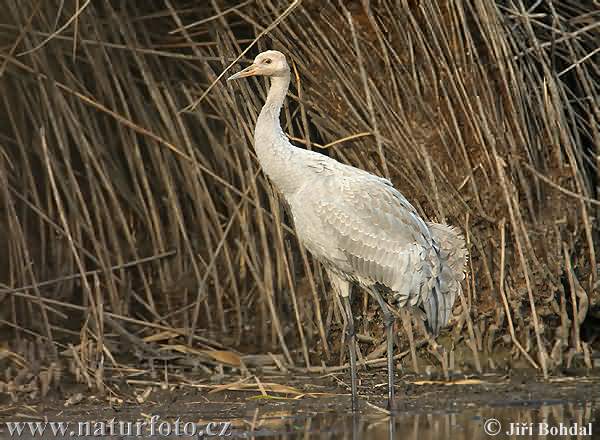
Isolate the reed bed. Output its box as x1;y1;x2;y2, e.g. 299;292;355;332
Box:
0;0;598;399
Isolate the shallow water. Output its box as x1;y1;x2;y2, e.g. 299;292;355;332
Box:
2;400;597;439
3;374;599;440
238;399;599;439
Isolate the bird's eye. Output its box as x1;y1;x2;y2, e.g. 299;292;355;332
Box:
264;59;272;64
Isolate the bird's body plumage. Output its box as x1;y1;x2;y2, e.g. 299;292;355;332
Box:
228;49;467;409
268;143;466;333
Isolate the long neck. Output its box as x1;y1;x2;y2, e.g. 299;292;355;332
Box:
254;72;304;195
255;73;290;149
261;74;290;123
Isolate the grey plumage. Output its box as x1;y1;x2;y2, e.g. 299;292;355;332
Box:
289;155;467;335
228;49;467;410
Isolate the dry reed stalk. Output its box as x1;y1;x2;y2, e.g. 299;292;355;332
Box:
0;1;598;394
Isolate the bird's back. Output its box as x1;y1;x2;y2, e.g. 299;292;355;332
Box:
286;151;467;334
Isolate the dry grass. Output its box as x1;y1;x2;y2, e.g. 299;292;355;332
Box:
0;0;598;399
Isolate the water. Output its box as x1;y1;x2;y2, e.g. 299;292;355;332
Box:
2;400;597;439
2;375;599;440
237;400;599;439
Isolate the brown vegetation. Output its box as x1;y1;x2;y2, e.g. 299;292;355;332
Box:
0;1;598;401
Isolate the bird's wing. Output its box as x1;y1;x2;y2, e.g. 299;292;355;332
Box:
314;165;440;308
426;222;468;311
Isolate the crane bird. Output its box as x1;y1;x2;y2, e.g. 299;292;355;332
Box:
228;50;467;411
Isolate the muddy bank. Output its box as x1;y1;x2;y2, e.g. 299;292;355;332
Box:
2;371;599;438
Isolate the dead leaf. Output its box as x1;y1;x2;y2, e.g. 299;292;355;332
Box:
143;331;180;343
160;344;205;355
251;383;302;394
411;379;487;386
64;393;84;407
158;345;241;366
207;378;301;395
208;377;252;394
202;350;241;367
135;387;152;404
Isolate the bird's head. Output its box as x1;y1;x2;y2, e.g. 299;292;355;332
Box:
227;50;289;81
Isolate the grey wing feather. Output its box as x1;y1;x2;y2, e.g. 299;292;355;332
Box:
315;166;438;308
294;158;467;335
424;222;468;335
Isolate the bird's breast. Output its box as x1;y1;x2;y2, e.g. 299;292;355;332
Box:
287;195;351;272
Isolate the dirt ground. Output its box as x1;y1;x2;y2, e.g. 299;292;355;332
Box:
2;369;599;438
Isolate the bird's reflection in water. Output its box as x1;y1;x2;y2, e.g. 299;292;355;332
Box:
240;400;598;439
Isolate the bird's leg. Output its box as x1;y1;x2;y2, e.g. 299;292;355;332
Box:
343;296;359;412
327;271;359;411
370;288;396;411
352;412;360;440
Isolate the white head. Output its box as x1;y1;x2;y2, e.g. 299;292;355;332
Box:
227;50;289;81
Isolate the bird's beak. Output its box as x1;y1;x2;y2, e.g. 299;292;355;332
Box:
227;64;259;81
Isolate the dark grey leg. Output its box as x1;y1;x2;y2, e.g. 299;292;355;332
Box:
370;288;396;411
342;296;359;411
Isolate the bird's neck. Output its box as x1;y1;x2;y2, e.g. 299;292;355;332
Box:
255;74;290;147
261;74;290;122
254;72;304;195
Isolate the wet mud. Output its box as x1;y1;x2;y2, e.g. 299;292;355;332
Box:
2;371;599;439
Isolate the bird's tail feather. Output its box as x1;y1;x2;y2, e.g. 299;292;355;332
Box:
423;222;468;336
424;281;450;336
